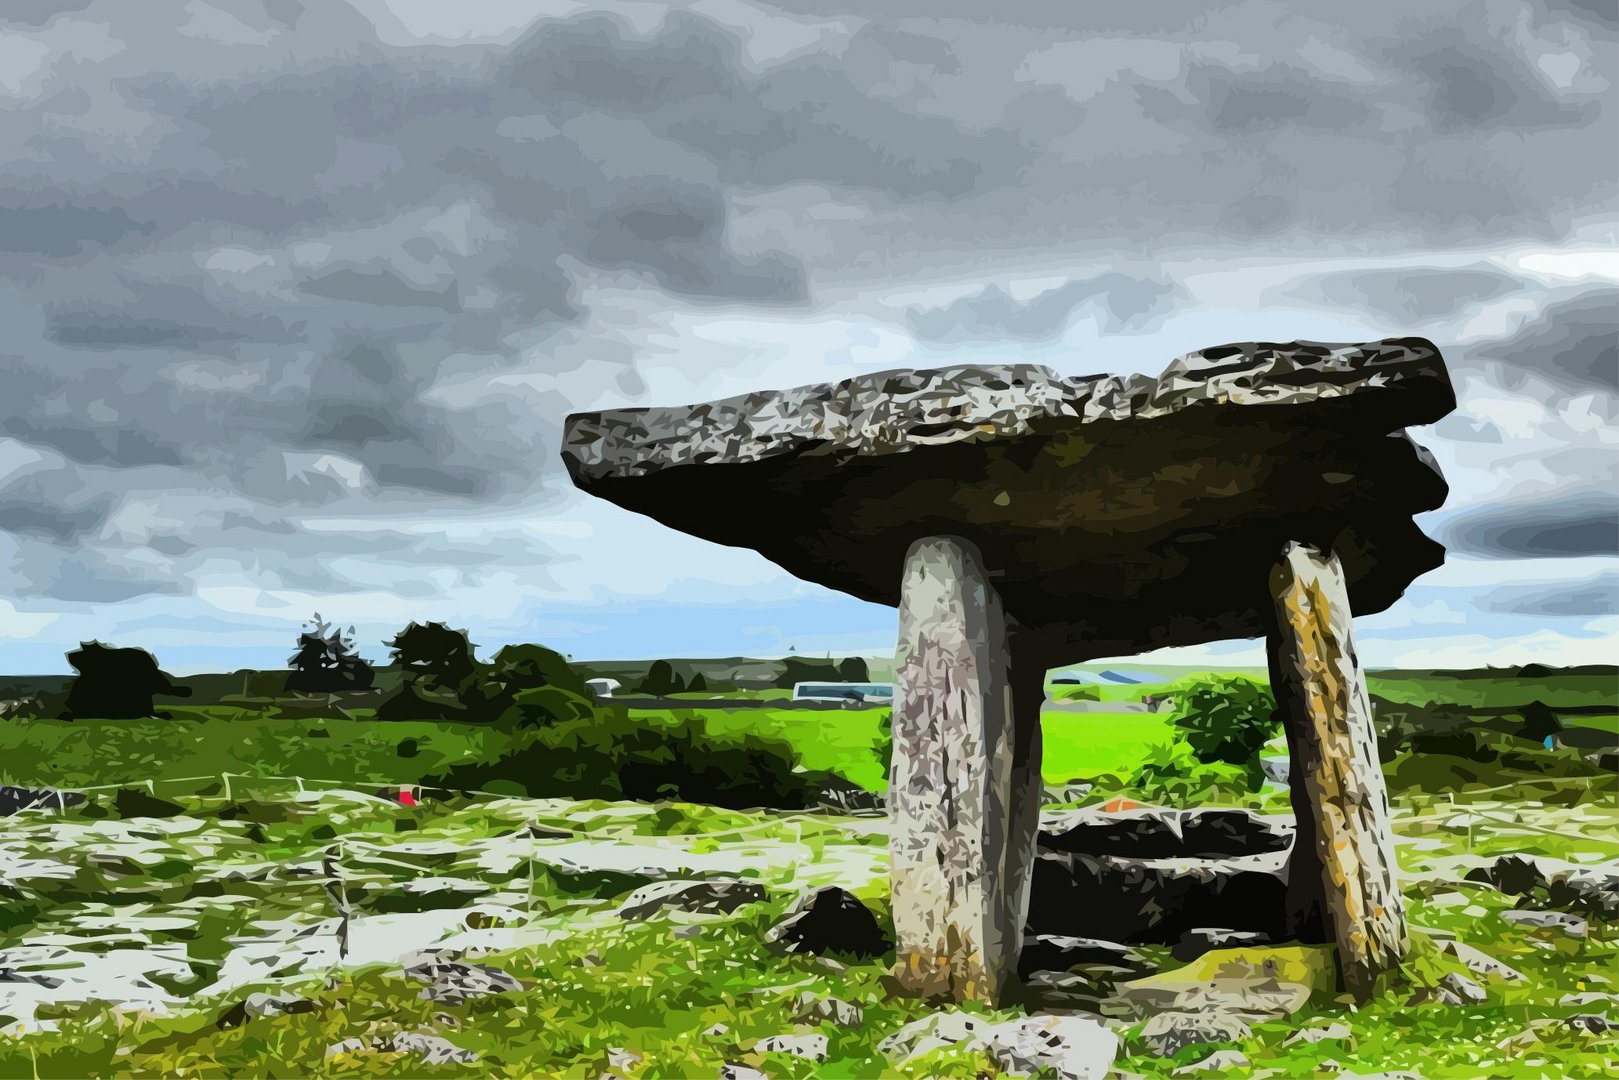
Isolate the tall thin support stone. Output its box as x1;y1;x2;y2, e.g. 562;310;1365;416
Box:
890;535;1032;1003
1268;541;1408;1002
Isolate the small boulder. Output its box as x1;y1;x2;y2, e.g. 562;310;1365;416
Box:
1560;991;1619;1008
1283;1021;1352;1047
764;886;889;958
1441;940;1525;982
403;957;522;1005
617;878;766;920
1501;909;1587;938
1173;1050;1252;1075
1172;928;1273;963
719;1066;768;1080
390;1031;479;1065
790;991;862;1029
1432;972;1487;1007
752;1033;828;1063
985;1013;1119;1080
1020;934;1150;975
1140;1011;1252;1058
877;1011;989;1063
217;992;316;1029
1564;1014;1612;1036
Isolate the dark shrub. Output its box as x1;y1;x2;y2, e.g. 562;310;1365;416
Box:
61;642;190;720
636;659;686;696
488;643;589;698
286;614;373;693
378;622;482;721
1166;675;1279;773
432;710;820;809
837;656;870;682
1516;700;1562;744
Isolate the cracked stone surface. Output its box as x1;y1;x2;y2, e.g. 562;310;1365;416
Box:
563;338;1454;657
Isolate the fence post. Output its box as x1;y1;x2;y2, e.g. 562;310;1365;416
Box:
322;843;352;961
222;772;232;803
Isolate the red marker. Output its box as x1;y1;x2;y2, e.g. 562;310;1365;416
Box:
398;789;417;807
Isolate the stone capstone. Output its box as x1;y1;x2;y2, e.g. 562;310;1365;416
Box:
563;339;1453;658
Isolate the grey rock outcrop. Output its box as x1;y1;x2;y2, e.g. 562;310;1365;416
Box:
616;878;766;920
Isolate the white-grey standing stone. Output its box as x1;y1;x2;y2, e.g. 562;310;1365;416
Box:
890;535;1027;1002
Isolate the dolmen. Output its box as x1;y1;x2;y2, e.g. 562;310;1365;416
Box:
564;337;1456;1003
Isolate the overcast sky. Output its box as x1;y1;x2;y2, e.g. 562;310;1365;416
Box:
1;0;1615;674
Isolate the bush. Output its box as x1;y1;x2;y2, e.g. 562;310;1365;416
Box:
61;642;190;720
636;659;686;696
488;644;590;699
1164;675;1279;788
433;709;820;809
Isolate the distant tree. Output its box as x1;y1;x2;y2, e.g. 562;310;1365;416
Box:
637;659;686;696
285;613;374;693
61;641;191;720
837;656;870;682
487;643;590;699
1518;700;1562;745
686;672;709;693
377;622;481;720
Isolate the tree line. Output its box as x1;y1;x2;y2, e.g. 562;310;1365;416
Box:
44;615;588;724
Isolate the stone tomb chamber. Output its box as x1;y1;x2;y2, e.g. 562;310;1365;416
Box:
562;337;1456;1005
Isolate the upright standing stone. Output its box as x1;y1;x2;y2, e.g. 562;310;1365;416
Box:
890;535;1028;1002
1267;542;1408;1002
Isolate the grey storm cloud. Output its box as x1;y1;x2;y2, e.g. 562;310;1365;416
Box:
1465;286;1619;392
906;273;1184;343
1441;492;1619;558
0;0;1614;611
1479;572;1619;617
1277;266;1523;323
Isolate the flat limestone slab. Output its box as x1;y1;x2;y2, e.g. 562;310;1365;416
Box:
562;338;1455;656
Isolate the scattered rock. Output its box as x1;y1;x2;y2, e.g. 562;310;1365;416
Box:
403;957;522;1005
1019;934;1150;975
1501;909;1587;938
325;1037;369;1059
216;992;316;1029
0;786;84;816
391;1031;480;1065
790;991;862;1029
324;1032;479;1065
607;1046;642;1070
985;1013;1119;1080
878;1011;990;1062
1172;928;1273;963
877;1010;1117;1079
764;886;889;958
719;1065;768;1080
1560;991;1619;1008
1022;969;1112;1002
752;1033;828;1063
1039;806;1293;860
1433;972;1487;1006
1140;1011;1252;1058
617;878;766;920
1173;1049;1252;1075
1029;847;1293;944
1565;1014;1611;1036
704;1022;730;1036
1465;854;1619;921
1114;946;1324;1022
1441;940;1525;982
672;924;704;939
1284;1022;1352;1047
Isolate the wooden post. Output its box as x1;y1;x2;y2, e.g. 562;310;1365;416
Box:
889;535;1037;1003
1268;541;1407;1002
